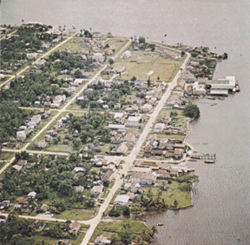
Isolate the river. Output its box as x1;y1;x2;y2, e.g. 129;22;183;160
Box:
1;0;250;244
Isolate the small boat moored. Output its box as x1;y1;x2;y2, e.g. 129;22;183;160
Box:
157;223;164;226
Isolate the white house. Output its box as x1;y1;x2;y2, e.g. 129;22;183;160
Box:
28;191;37;198
122;50;131;59
125;116;141;127
114;194;130;206
131;173;157;185
90;185;104;197
27;52;38;59
154;123;166;133
93;53;104;62
16;131;26;141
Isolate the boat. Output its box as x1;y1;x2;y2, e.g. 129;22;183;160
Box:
157;223;164;226
218;97;224;100
204;159;215;164
207;96;216;100
211;103;217;106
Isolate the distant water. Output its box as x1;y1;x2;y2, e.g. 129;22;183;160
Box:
1;0;250;244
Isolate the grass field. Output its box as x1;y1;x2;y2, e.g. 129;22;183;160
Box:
54;209;95;220
145;179;193;208
113;50;183;82
57;37;92;53
89;220;151;243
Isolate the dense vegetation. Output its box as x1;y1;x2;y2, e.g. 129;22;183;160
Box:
0;102;31;143
68;112;111;144
1;153;99;212
0;212;81;245
0;24;56;70
183;104;200;118
79;80;131;109
0;73;63;106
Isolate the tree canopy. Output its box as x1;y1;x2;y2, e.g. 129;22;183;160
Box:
183;104;200;118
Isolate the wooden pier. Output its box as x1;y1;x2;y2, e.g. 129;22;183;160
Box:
190;153;216;163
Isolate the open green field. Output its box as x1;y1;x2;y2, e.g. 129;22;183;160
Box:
90;220;151;243
145;179;193;208
105;39;129;54
57;37;92;53
113;50;183;82
54;209;96;220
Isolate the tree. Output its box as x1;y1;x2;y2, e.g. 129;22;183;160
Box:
131;76;137;81
181;51;185;56
170;111;178;118
183;104;200;118
139;36;146;43
174;199;178;208
74;69;82;78
147;77;151;87
123;206;130;216
108;58;114;66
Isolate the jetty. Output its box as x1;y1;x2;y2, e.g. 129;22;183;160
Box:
190;153;216;162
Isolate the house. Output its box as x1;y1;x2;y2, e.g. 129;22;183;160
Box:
27;52;38;59
92;32;102;38
134;160;159;170
122;50;131;59
90;185;104;197
72;167;85;174
113;65;126;74
144;144;153;157
28;191;37;198
141;103;153;113
94;235;111;245
192;82;206;95
181;73;197;84
74;186;84;192
111;143;128;155
0;200;10;210
129;167;151;174
69;221;81;234
174;148;184;159
72;78;84;86
34;139;47;149
38;204;49;213
12;165;23;172
93;53;104;62
124;132;136;143
16;131;26;141
154;123;165;133
114;194;130;206
125;116;141;127
108;124;125;130
56;240;72;245
30;114;42;125
124;182;143;194
131;173;157;185
17;160;27;166
165;50;181;59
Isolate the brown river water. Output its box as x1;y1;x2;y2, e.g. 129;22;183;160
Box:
1;0;250;244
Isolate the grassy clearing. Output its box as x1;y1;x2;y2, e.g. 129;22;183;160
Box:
0;152;14;161
114;50;183;82
33;229;86;245
105;39;129;54
54;209;95;220
57;37;92;53
145;179;193;208
90;220;150;243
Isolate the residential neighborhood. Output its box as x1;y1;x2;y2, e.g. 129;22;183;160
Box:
0;24;239;245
